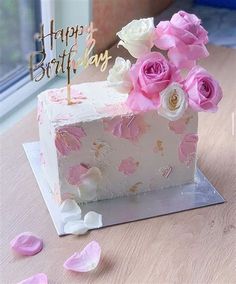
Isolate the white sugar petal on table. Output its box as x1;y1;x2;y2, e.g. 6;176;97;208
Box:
60;199;81;223
64;220;88;235
64;241;101;272
84;211;103;229
10;232;43;256
17;273;48;284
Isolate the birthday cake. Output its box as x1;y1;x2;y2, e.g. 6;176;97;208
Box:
38;11;222;206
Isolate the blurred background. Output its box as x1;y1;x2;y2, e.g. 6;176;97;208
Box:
0;0;236;133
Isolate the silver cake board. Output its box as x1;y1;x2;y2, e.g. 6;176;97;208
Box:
23;142;225;236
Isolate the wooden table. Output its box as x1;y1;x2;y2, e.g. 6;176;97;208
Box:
1;45;236;284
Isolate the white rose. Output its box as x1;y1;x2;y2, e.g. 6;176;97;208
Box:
107;57;132;93
117;18;154;58
158;83;188;121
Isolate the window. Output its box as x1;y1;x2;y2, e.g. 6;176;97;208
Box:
0;0;55;120
0;0;41;99
0;0;91;123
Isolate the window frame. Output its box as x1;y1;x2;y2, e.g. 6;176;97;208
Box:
0;0;92;122
0;0;56;120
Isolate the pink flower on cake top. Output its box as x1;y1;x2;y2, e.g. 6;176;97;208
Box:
107;11;222;119
116;18;155;58
126;52;181;112
184;66;223;112
155;10;209;68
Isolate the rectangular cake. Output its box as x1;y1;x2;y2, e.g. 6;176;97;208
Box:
38;81;198;204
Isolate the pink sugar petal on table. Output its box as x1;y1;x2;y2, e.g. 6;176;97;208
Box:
17;273;48;284
64;241;101;272
10;232;43;256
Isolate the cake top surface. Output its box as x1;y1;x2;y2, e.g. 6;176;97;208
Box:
38;81;133;127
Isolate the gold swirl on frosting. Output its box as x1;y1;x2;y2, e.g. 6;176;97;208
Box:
153;139;164;156
92;142;105;158
128;182;143;193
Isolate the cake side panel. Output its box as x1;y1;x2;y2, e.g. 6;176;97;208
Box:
38;96;61;203
55;109;198;204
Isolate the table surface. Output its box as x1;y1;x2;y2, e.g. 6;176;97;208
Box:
1;45;236;284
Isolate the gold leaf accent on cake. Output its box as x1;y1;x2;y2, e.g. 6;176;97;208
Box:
184;115;193;125
159;165;173;178
153;140;164;156
127;116;135;127
91;141;110;159
128;182;143;193
92;142;105;158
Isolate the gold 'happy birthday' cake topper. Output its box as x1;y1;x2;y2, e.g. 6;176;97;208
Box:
29;20;112;104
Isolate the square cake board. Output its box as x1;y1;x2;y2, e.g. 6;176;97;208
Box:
23;142;225;236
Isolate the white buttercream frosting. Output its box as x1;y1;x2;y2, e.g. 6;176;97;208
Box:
38;81;131;128
39;81;198;206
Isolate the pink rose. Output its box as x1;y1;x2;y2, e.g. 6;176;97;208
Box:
184;66;223;112
155;10;209;68
126;52;180;111
179;133;198;166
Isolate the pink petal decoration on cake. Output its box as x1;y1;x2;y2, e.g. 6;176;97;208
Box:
55;126;86;156
169;118;186;134
96;102;132;116
103;115;148;142
64;241;101;272
48;88;86;104
37;100;43;125
179;133;198;166
10;232;43;256
67;164;89;186
54;113;73;122
118;157;139;176
17;273;48;284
